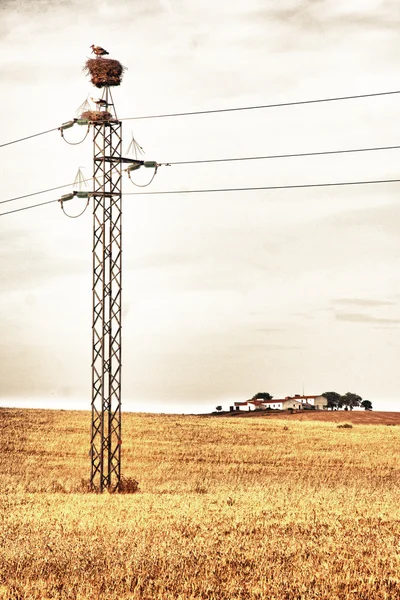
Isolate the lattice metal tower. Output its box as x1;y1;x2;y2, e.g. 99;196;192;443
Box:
90;86;123;492
60;53;153;491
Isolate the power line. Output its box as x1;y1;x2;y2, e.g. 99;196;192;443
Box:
2;177;399;216
0;198;59;216
0;179;93;206
167;144;400;166
122;90;400;121
0;127;60;149
2;141;400;210
124;178;400;195
2;89;400;150
3;143;398;208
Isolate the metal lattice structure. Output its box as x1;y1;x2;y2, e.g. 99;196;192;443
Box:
90;88;123;492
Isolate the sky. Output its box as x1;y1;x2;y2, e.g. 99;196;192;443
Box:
1;0;400;413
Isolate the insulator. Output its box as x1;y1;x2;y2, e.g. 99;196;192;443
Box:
76;191;89;198
126;161;143;172
61;193;75;201
76;119;89;126
60;121;75;130
143;161;158;169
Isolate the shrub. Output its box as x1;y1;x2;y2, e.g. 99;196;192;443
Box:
118;477;140;494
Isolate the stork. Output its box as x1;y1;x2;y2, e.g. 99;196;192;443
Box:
91;98;108;107
90;45;109;57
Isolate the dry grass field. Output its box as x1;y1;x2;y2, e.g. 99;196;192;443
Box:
1;407;400;599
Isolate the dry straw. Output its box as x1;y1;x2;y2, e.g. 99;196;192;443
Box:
81;110;113;122
3;409;400;599
83;58;126;88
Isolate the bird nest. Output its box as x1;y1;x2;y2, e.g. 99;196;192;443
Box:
83;58;126;88
80;110;113;123
81;110;113;122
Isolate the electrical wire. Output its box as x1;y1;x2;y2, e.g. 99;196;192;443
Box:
0;127;60;149
121;90;400;121
0;198;60;216
2;141;400;209
3;142;398;207
61;198;90;219
128;165;158;188
61;125;91;146
166;144;400;166
2;177;400;217
2;89;400;149
123;178;400;195
0;178;93;206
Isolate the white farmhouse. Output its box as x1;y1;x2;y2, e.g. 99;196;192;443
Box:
254;398;303;410
286;395;327;410
233;394;327;411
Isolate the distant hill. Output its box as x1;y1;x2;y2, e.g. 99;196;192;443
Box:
207;410;400;426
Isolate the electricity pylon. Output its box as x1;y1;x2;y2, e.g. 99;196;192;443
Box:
59;55;159;492
90;87;123;492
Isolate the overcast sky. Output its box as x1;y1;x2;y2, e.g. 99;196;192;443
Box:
1;0;400;413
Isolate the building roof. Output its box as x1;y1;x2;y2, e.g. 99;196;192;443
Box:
242;398;304;405
235;395;323;407
261;398;303;404
248;400;267;405
285;394;323;400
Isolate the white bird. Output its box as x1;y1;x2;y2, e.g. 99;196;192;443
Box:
90;45;109;57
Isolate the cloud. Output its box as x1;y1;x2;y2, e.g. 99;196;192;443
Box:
332;296;400;327
333;298;395;307
238;343;301;351
257;1;400;32
0;229;87;292
335;312;400;325
2;0;400;410
327;202;400;240
254;327;288;333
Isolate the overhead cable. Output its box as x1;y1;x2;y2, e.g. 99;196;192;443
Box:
0;198;60;216
2;89;400;149
0;127;60;149
167;144;400;166
122;90;400;121
2;177;400;217
124;178;400;195
61;198;90;219
2;143;400;208
60;124;91;146
0;179;93;206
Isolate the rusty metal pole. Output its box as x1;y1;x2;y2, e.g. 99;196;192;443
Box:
90;86;122;492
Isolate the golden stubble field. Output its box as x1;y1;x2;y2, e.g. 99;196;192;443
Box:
1;408;400;600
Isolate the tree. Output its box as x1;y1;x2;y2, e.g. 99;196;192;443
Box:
361;400;373;411
341;392;362;411
322;391;341;410
216;406;223;412
252;392;273;401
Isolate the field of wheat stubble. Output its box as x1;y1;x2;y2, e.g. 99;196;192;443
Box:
1;407;400;599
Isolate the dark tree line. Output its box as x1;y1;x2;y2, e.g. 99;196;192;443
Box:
252;392;273;401
248;391;373;411
322;391;372;411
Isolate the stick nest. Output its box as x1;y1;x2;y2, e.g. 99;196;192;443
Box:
83;58;126;88
81;110;113;122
